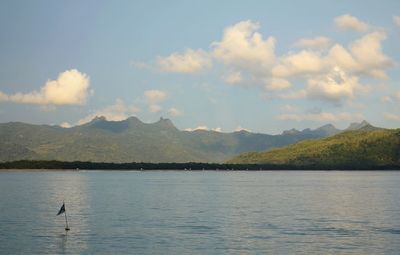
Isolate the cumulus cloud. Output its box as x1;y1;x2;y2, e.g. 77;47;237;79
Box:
325;32;391;80
270;30;391;104
75;99;140;126
265;78;291;91
212;20;276;72
279;90;307;99
0;69;90;105
281;104;299;113
335;14;370;32
305;66;369;103
383;91;400;103
149;104;162;113
144;90;167;104
274;31;391;80
293;36;331;49
278;111;363;122
272;50;326;77
167;107;183;117
157;49;212;73
393;16;400;26
223;71;243;84
348;31;391;77
155;17;392;104
143;89;167;113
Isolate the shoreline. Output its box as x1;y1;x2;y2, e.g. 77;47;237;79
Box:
0;160;399;171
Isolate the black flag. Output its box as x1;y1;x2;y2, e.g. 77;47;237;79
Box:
57;203;65;216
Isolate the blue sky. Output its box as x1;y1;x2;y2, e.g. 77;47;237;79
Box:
0;0;399;134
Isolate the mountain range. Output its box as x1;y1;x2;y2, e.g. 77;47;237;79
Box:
0;116;380;163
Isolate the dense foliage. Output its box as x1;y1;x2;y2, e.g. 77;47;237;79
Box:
228;129;400;169
1;160;398;170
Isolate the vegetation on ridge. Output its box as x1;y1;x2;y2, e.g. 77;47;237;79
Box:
0;116;342;163
228;129;400;168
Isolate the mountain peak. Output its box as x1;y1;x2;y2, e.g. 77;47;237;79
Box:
317;123;336;129
91;115;107;122
126;116;142;124
282;128;301;135
346;120;373;131
155;117;177;130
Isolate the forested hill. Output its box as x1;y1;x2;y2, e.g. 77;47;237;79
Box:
0;116;359;163
228;129;400;168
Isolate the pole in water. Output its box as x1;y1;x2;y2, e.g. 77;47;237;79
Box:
64;202;70;231
58;200;70;231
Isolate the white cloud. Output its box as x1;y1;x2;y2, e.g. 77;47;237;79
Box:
0;69;90;105
278;111;363;122
184;125;222;132
383;91;400;103
348;31;391;77
144;89;167;113
212;20;276;72
184;125;209;131
76;99;140;125
223;71;243;84
281;104;299;113
167;107;183;117
144;90;167;104
157;49;212;73
293;36;331;49
335;14;370;32
60;122;72;128
393;16;400;26
327;44;359;71
306;66;369;103
326;32;391;80
149;104;162;113
272;50;326;77
265;78;291;91
279;90;307;99
273;31;391;82
384;112;400;121
154;19;392;105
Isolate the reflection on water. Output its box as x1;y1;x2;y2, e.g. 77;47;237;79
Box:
0;170;400;254
57;233;68;254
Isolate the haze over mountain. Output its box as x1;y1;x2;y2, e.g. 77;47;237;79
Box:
0;117;380;163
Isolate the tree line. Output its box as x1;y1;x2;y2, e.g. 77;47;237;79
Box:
0;160;399;170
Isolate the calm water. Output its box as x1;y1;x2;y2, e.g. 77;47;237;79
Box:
0;170;399;254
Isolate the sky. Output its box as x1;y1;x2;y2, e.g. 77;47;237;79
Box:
0;0;399;134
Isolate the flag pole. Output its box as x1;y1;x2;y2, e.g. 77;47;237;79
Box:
64;201;70;231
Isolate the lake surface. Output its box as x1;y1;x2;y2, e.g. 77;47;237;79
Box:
0;170;399;254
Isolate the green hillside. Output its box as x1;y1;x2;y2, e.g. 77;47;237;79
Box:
228;129;400;168
0;116;337;163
